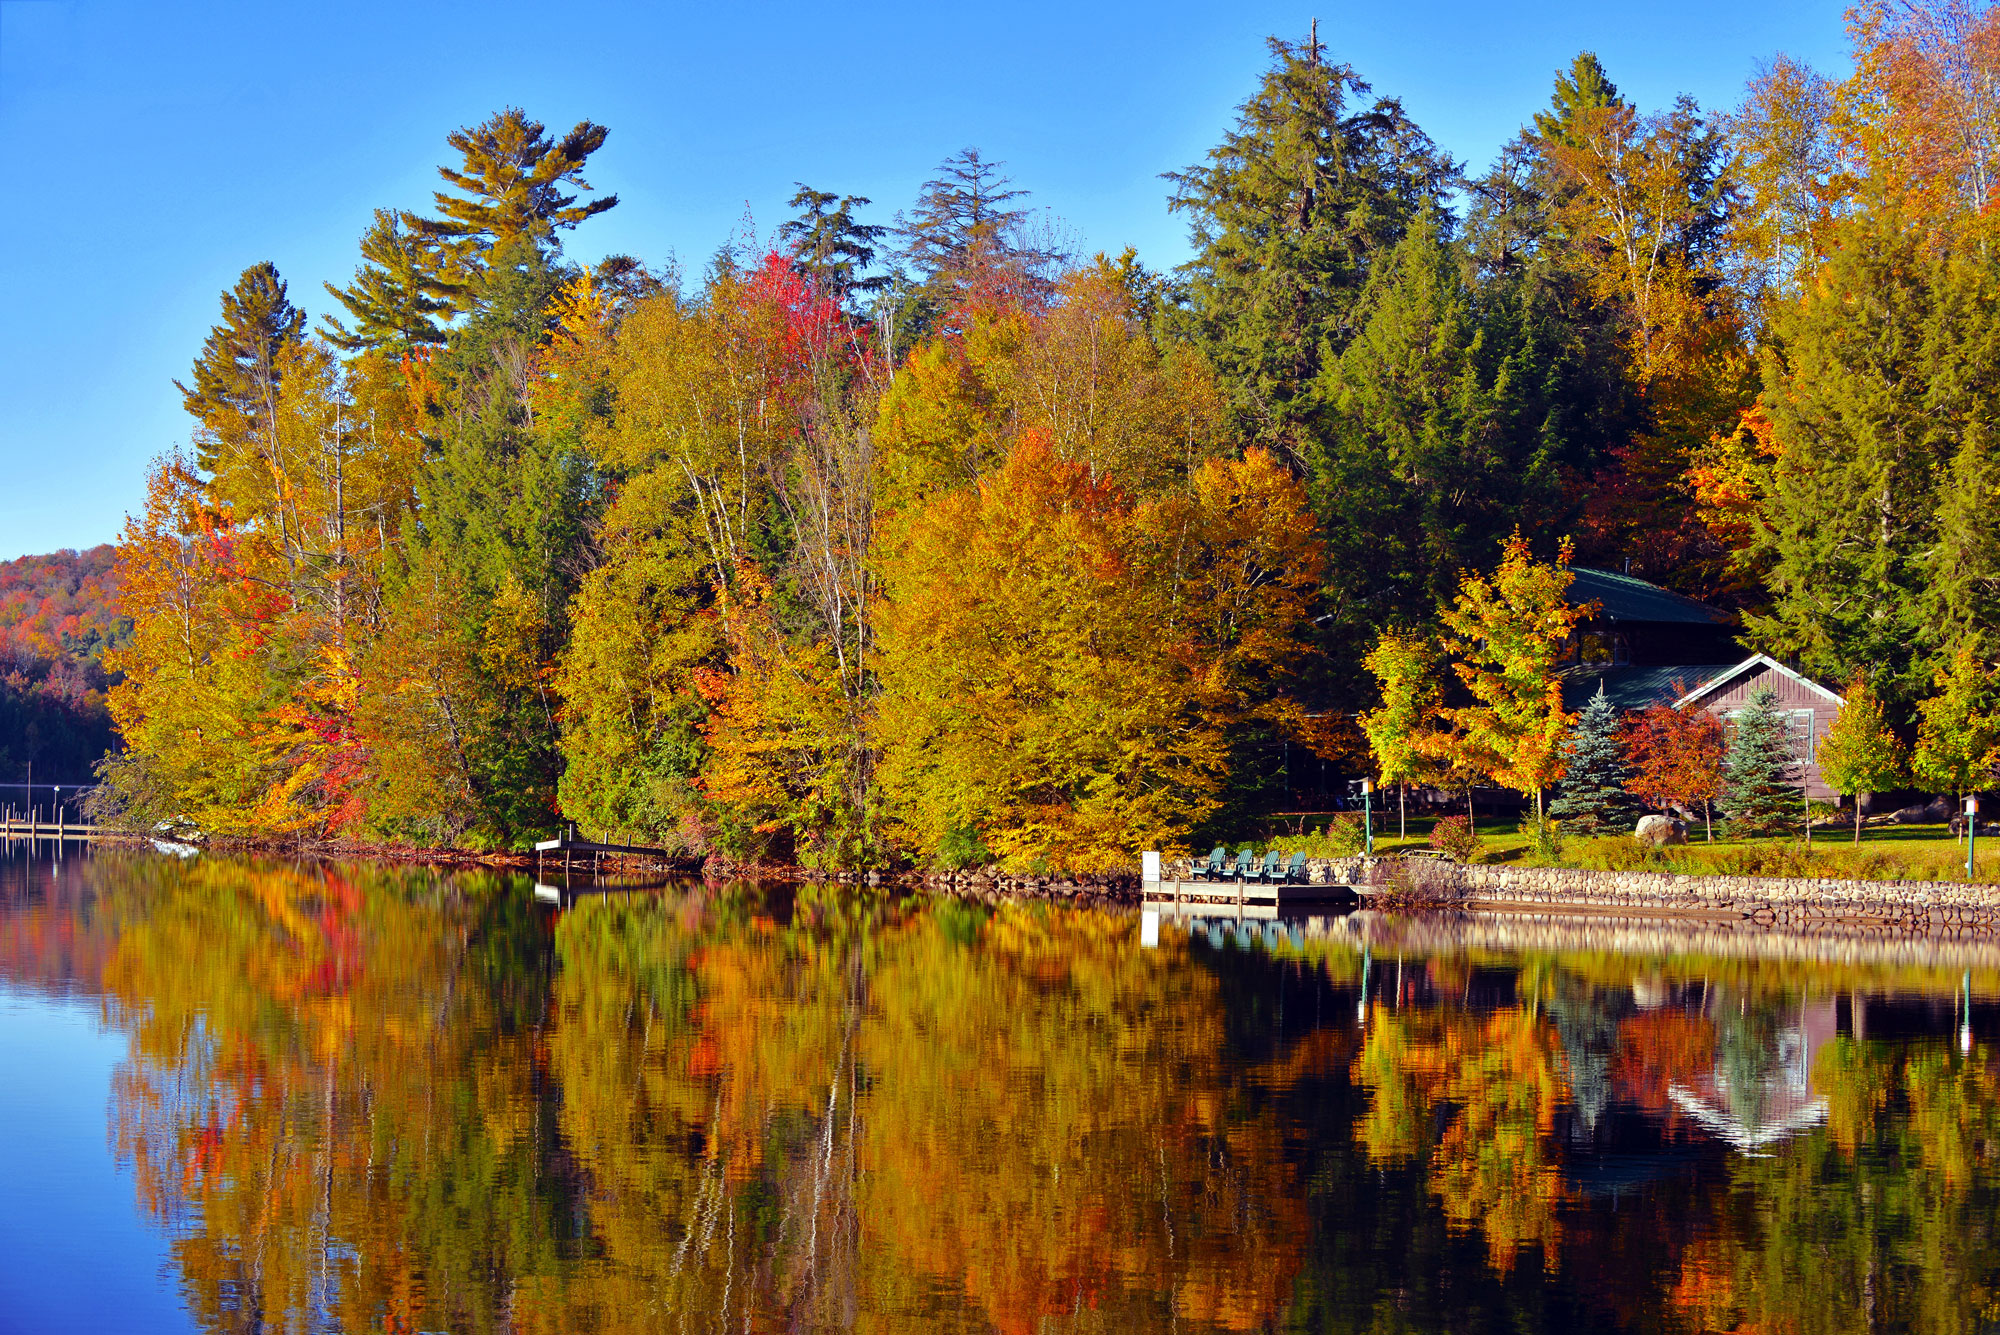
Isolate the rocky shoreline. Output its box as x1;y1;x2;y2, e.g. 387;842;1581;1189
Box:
1327;856;2000;937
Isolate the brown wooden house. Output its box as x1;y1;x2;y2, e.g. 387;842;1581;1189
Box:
1558;569;1845;799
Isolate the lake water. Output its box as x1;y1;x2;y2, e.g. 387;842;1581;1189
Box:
2;849;1997;1334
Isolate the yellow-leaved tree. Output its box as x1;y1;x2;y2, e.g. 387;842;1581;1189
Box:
874;434;1217;871
1361;629;1446;838
1434;532;1591;822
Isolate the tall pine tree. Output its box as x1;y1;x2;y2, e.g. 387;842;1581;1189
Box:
174;262;307;474
322;208;460;354
412;108;618;302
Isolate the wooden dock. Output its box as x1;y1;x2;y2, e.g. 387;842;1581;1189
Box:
532;833;694;879
1138;854;1366;918
0;808;102;843
1143;878;1364;915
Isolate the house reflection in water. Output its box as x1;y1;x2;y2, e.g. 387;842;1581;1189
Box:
1667;996;1839;1154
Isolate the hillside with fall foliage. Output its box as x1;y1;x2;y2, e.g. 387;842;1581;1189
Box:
93;3;2000;862
0;545;126;787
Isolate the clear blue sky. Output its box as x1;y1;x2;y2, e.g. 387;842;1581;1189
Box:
0;0;1849;561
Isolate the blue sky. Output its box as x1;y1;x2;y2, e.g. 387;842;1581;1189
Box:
0;0;1850;561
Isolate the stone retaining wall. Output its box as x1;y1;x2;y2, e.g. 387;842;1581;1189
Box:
1305;856;2000;934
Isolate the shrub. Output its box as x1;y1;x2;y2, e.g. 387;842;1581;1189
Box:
935;824;994;870
1562;835;1655;872
1520;815;1564;861
1429;815;1482;863
1270;813;1367;859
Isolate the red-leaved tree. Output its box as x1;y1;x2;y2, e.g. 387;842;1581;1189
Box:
1621;694;1726;841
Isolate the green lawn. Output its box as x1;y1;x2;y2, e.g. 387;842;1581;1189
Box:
1263;811;2000;884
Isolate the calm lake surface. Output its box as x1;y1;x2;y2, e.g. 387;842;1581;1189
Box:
3;850;1998;1333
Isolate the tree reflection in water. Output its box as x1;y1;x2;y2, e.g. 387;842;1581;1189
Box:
3;851;2000;1332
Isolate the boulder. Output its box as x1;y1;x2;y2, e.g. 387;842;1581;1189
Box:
1635;814;1688;847
1893;797;1953;824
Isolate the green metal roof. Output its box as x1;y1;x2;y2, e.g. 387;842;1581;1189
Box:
1559;664;1742;714
1567;567;1731;626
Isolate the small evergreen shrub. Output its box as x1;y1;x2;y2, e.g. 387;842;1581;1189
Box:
936;824;994;870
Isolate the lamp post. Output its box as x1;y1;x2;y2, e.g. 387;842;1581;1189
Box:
1970;796;1980;879
1361;778;1374;857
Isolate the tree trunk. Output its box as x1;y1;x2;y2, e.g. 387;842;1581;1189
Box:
1705;799;1713;843
1854;796;1863;845
1399;783;1407;840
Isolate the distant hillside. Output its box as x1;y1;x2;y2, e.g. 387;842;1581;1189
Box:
0;545;127;790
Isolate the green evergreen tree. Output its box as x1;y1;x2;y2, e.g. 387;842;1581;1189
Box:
321;208;461;354
173;261;307;473
781;185;889;307
895;148;1059;316
1310;213;1629;668
1549;686;1641;833
1722;684;1801;837
1531;52;1624;146
399;240;598;839
1167;31;1457;457
1750;213;2000;704
412;107;618;299
1928;424;2000;656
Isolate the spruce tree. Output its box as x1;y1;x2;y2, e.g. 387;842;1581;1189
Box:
895;148;1060;316
1549;686;1641;833
174;262;306;473
1531;52;1624;145
1315;212;1628;646
1722;684;1800;837
1167;32;1456;457
399;239;595;839
1750;214;2000;704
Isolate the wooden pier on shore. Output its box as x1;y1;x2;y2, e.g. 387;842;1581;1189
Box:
0;807;102;844
1139;851;1366;918
532;833;695;879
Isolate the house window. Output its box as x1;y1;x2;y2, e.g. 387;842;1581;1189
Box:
1579;632;1630;666
1788;709;1817;763
1716;708;1817;765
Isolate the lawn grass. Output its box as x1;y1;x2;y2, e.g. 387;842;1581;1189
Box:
1264;811;2000;884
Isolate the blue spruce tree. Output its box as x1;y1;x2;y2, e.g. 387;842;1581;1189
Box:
1549;686;1640;834
1723;684;1800;838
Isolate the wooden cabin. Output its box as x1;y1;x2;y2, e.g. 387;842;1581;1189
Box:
1558;569;1846;799
1677;655;1846;800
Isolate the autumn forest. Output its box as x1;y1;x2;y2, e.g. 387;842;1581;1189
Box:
86;4;2000;867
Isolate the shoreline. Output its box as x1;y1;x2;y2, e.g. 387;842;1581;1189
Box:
47;835;2000;940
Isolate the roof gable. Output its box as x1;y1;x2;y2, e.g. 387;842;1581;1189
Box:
1674;654;1846;709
